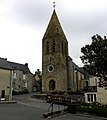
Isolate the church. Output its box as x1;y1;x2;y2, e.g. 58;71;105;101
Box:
42;10;85;92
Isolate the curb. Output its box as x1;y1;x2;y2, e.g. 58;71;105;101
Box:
0;101;17;104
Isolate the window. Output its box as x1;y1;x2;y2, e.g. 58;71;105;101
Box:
87;94;97;103
94;94;96;101
47;65;54;72
49;57;51;62
91;94;93;102
49;66;53;71
53;40;55;52
24;82;27;87
23;75;26;80
46;41;49;54
61;42;64;54
87;94;90;102
13;72;16;79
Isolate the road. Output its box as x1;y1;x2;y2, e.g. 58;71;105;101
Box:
0;93;106;120
12;93;50;109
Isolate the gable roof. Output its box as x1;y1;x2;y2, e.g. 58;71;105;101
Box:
0;57;31;74
8;61;31;74
68;56;85;74
0;58;12;70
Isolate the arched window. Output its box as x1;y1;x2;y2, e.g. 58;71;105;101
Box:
61;42;64;54
49;80;55;91
53;40;55;53
46;41;49;54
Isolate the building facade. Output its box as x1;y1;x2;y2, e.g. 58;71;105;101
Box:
68;56;85;92
84;76;107;104
42;10;68;92
42;10;85;92
0;58;12;101
84;76;98;103
0;57;38;98
8;62;35;93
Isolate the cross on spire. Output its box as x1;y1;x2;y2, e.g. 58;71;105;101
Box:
53;1;56;9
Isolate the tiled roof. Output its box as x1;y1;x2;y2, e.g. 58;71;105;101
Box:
43;10;67;41
8;62;31;74
0;58;12;70
0;57;31;74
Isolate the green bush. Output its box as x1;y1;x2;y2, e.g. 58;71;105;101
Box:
12;89;29;95
76;102;107;118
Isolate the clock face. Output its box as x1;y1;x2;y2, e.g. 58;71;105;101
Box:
47;65;54;72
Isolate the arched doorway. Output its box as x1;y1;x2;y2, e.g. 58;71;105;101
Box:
49;80;55;91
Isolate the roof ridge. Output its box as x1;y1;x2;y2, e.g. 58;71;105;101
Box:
8;61;27;66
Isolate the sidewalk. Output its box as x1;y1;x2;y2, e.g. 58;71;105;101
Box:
0;100;17;104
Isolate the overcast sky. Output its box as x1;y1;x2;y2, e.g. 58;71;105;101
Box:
0;0;107;73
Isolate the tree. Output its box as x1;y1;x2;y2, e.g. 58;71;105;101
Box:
80;34;107;87
35;69;42;89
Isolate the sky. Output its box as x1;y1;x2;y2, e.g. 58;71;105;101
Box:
0;0;107;73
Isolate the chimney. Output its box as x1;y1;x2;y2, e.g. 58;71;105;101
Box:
25;63;28;67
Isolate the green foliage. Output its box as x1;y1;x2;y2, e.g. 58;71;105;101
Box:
76;102;107;117
35;69;42;87
80;34;107;86
12;89;29;95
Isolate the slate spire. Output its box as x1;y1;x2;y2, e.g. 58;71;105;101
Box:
43;10;67;40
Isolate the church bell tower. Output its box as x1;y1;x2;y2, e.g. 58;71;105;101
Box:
42;10;68;92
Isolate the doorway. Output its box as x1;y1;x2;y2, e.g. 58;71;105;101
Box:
49;80;55;91
1;90;5;100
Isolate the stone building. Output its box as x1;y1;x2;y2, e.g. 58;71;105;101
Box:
8;62;35;93
68;57;85;92
0;58;12;101
85;76;107;104
42;10;85;92
84;76;97;103
0;57;38;97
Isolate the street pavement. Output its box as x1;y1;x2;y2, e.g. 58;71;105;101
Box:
0;93;106;120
